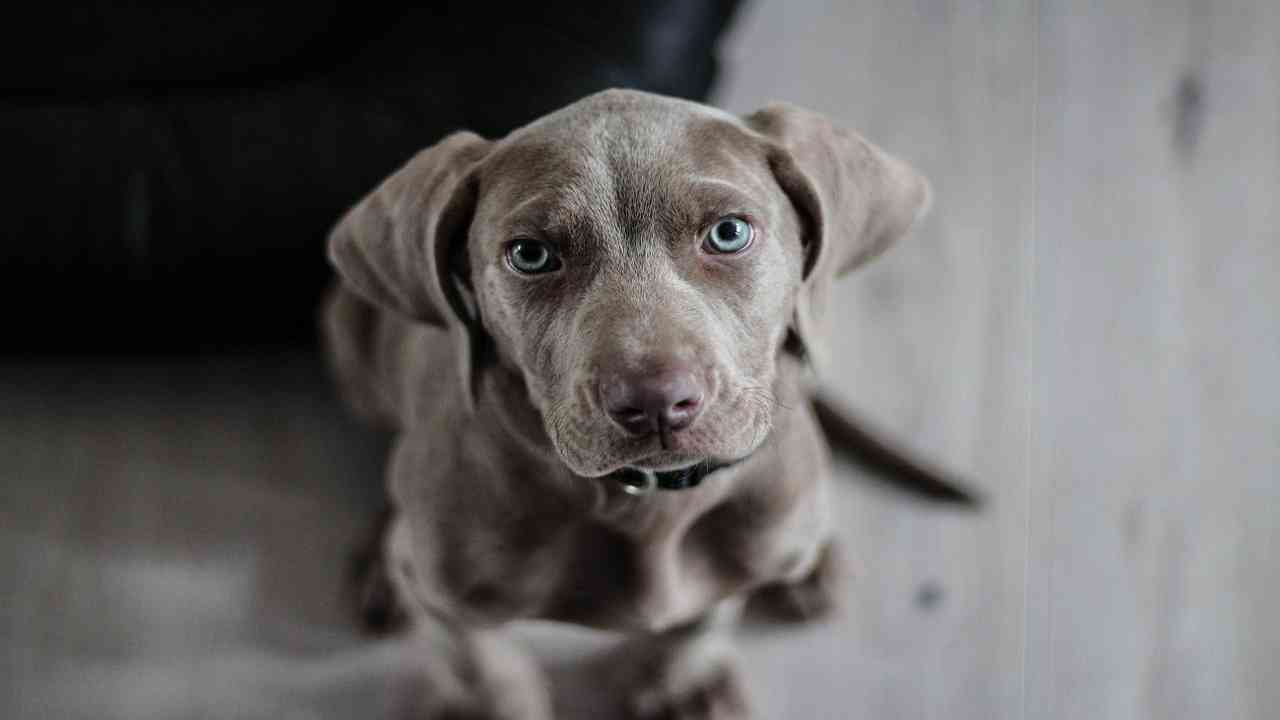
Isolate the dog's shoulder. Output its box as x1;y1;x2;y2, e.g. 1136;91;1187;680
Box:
387;415;584;622
323;282;473;431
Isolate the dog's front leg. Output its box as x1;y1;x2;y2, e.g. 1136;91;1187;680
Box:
395;619;552;720
605;597;750;720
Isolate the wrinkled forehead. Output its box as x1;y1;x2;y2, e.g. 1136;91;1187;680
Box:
473;98;773;243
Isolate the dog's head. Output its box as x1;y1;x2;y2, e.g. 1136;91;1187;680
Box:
328;89;929;478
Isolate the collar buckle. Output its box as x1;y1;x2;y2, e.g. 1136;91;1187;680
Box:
616;468;657;495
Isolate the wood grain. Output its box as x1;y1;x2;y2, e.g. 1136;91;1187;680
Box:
717;0;1278;718
717;1;1036;717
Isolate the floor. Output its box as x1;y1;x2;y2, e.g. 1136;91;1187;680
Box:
4;1;1277;718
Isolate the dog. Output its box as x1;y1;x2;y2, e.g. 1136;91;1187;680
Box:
323;88;976;719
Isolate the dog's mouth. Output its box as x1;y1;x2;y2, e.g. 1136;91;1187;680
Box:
546;383;775;484
603;454;750;493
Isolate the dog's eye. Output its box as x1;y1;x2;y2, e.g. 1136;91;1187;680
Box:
506;239;561;274
703;216;753;254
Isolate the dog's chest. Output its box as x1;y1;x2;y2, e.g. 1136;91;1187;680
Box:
536;479;825;631
405;463;828;631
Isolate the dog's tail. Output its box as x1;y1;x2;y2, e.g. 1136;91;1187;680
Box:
811;393;982;508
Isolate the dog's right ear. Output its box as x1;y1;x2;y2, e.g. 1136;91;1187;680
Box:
744;104;931;374
327;131;492;408
327;131;491;326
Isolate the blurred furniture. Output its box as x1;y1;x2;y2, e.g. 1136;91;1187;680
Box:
0;1;740;354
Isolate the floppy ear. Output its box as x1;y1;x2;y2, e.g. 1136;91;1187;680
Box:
326;131;492;409
745;104;932;372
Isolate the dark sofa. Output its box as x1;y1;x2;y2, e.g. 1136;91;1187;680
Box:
1;2;741;354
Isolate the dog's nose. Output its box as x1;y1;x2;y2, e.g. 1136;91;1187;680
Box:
601;368;704;436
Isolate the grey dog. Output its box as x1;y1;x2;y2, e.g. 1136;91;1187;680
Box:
323;89;975;719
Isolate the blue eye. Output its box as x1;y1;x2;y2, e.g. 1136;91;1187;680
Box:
506;239;561;274
703;216;753;254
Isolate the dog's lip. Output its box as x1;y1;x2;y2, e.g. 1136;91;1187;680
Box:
596;448;752;476
600;452;754;492
612;436;714;473
576;456;701;478
628;454;706;472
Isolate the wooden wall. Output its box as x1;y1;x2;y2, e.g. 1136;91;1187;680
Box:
717;1;1278;717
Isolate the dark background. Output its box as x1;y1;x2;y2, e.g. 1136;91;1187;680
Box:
1;1;739;354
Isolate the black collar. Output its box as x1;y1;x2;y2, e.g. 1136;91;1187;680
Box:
605;457;745;493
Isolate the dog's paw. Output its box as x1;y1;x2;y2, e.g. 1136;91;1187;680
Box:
399;687;547;720
609;632;750;720
747;540;842;623
421;702;545;720
626;661;749;720
427;705;504;720
356;555;410;633
387;627;552;720
345;508;410;635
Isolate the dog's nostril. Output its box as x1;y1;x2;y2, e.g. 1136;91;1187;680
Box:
663;394;702;432
600;368;706;436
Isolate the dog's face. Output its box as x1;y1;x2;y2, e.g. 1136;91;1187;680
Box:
467;96;803;476
328;90;930;479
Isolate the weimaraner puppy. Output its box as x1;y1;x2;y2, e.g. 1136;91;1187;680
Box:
323;88;975;719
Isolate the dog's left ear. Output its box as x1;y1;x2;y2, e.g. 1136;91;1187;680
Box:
745;103;932;372
327;131;493;411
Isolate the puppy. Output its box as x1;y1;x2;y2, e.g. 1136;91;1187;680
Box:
323;89;969;719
